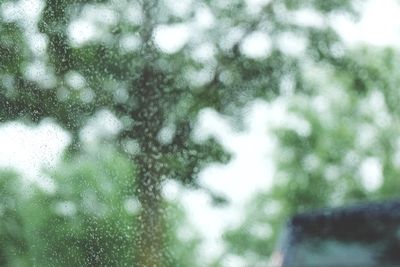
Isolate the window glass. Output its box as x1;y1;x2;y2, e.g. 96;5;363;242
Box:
1;0;400;266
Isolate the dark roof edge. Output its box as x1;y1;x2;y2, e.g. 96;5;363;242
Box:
289;198;400;225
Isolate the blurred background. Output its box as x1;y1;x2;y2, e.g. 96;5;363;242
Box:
1;0;400;266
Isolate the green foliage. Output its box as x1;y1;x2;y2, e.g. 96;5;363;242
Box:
0;0;358;184
223;49;400;265
26;145;137;266
0;145;201;267
0;171;32;267
0;0;385;265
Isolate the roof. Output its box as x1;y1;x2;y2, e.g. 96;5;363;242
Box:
290;199;400;229
286;199;400;243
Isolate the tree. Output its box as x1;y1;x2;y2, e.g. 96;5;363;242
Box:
0;0;360;265
223;46;400;266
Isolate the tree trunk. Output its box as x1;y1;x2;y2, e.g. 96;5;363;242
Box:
134;155;166;267
132;64;167;265
132;1;167;264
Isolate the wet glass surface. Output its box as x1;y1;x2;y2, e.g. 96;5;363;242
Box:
2;0;400;266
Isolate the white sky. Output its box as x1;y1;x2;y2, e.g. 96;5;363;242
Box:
1;0;400;266
0;120;70;192
333;0;400;47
